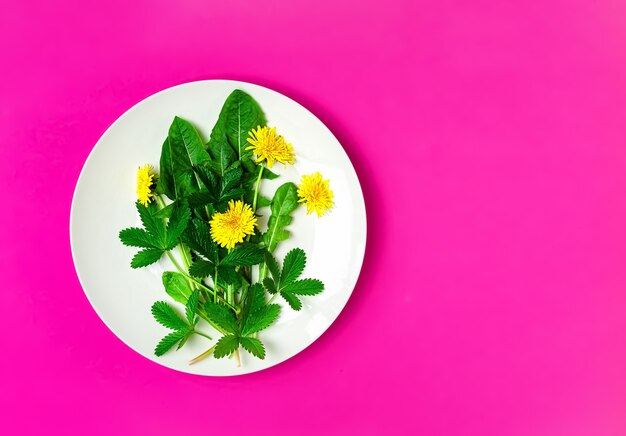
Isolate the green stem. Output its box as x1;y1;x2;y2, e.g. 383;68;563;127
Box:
267;293;278;305
252;165;264;212
165;251;239;313
189;345;216;365
194;331;213;341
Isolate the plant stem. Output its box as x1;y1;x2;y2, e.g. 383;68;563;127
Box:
194;331;213;341
165;251;239;313
189;345;216;365
234;348;241;367
252;165;264;212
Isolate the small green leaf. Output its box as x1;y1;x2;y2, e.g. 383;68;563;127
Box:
188;260;215;278
155;330;188;356
283;279;324;296
218;266;242;286
248;283;265;313
151;301;189;330
185;289;200;324
240;337;266;359
264;252;280;282
137;201;166;247
204;302;238;334
221;243;266;267
281;291;302;311
263;277;277;294
242;304;280;336
119;227;155;248
162;271;194;305
264;182;299;253
131;248;164;268
280;248;306;286
213;335;240;359
183;219;217;261
165;202;191;249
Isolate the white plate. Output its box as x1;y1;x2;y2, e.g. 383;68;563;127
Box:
70;80;367;376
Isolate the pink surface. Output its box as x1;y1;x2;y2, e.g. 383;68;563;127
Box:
2;1;626;434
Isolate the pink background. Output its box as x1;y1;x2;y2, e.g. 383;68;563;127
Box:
2;1;626;434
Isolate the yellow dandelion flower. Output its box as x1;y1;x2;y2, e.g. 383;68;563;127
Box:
136;164;155;207
245;125;295;168
209;200;258;249
297;172;334;217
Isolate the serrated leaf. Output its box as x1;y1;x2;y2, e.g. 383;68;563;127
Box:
165;202;191;248
283;278;324;296
218;266;242;287
280;248;306;286
263;277;277;294
185;289;200;324
264;252;280;282
240;337;266;359
119;227;156;248
151;301;189;330
248;283;265;313
281;291;302;311
213;335;240;359
242;304;280;336
221;243;266;267
204;302;238;334
155;330;188;356
162;271;194;305
264;182;299;252
188;260;216;278
136;201;166;247
131;248;164;268
183;219;217;261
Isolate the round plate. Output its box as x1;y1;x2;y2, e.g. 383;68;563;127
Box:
70;80;367;376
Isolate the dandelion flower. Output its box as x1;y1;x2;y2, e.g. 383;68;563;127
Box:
210;200;257;249
297;172;334;217
136;164;155;207
245;125;295;168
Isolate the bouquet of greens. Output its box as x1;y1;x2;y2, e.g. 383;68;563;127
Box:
119;90;334;366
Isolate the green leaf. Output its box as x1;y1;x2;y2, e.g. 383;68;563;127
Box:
209;90;266;162
264;182;299;252
131;248;164;268
263;277;277;294
264;252;280;281
137;201;166;247
283;279;324;296
242;304;280;336
151;301;189;330
240;337;266;359
218;266;242;287
119;227;155;248
183;219;217;261
221;243;266;267
185;289;200;324
165;202;191;249
162;271;194;305
188;260;215;278
157;117;211;200
280;248;306;286
213;335;240;359
280;291;302;311
155;330;188;356
154;202;175;219
248;283;266;313
204;302;238;334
